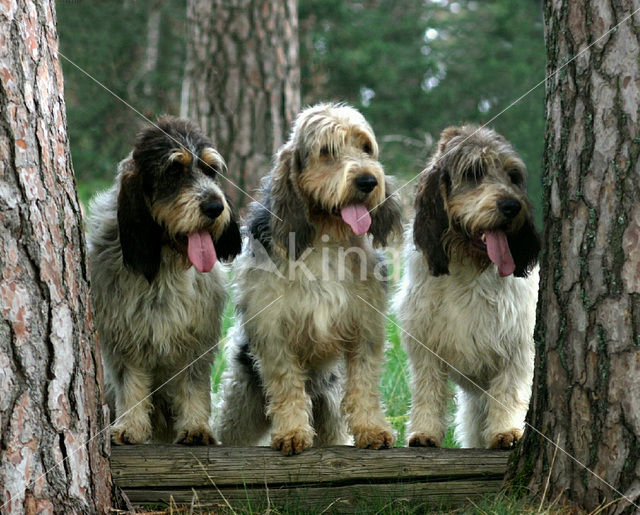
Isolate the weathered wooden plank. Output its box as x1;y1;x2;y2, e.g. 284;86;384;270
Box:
110;445;509;489
122;479;503;513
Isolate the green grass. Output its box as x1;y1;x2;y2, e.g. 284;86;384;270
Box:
139;489;564;515
381;314;411;445
211;296;234;394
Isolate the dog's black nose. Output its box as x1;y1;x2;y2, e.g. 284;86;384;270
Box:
498;198;521;219
200;200;224;219
355;174;378;194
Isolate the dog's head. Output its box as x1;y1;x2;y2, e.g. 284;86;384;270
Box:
117;117;241;282
414;125;540;278
265;103;402;259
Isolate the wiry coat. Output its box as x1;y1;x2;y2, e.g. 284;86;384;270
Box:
88;118;241;445
216;104;402;455
395;125;540;449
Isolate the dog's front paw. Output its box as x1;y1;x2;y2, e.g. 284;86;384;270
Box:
488;428;523;450
175;426;217;446
271;427;314;456
111;421;151;445
408;432;440;448
353;425;395;450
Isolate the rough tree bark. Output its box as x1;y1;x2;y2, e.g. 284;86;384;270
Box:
0;2;111;513
183;0;300;208
508;2;640;512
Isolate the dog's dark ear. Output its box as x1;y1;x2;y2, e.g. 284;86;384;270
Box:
270;147;315;259
215;202;242;262
508;210;540;278
413;166;450;276
117;159;162;282
370;177;403;247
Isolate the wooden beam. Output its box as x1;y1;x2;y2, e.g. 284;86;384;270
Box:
111;445;510;512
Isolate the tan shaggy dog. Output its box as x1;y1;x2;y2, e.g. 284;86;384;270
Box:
395;125;540;449
88;118;241;445
216;103;403;455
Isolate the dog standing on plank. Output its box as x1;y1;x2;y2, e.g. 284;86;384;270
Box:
395;125;540;449
88;118;241;445
216;103;402;455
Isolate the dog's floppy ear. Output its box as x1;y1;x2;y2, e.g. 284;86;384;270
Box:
270;147;315;259
413;166;450;276
215;200;242;262
117;159;163;282
438;126;462;151
370;177;403;247
508;207;541;278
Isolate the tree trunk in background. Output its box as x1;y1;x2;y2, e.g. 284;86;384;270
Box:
184;0;300;208
508;2;640;512
0;2;111;513
127;0;162;100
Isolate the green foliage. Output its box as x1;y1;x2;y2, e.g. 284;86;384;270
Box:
57;0;186;194
300;0;545;224
62;1;545;226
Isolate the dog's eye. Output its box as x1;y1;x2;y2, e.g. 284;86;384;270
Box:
362;142;373;155
201;163;220;177
319;145;330;157
166;161;184;177
464;165;484;181
509;171;524;187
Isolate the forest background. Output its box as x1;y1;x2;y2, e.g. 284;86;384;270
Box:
57;0;545;224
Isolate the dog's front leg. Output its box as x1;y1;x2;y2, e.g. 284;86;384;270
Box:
261;345;314;456
406;344;450;447
482;361;532;449
173;358;216;445
342;339;395;449
111;366;153;445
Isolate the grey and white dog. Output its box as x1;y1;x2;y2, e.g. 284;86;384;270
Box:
395;125;540;449
88;118;241;445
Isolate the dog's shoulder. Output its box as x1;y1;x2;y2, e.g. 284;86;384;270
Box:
247;200;272;253
245;176;275;254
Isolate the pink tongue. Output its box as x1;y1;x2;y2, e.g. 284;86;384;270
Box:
485;230;515;277
340;204;371;235
187;231;217;273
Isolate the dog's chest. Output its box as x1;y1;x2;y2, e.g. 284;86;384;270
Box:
122;263;222;357
289;251;381;357
419;265;538;369
241;244;385;362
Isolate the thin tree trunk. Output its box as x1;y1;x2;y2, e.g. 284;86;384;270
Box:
184;0;300;208
127;0;163;100
508;2;640;512
0;2;111;513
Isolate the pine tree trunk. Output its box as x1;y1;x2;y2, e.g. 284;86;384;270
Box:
508;2;640;512
0;2;111;513
184;0;300;208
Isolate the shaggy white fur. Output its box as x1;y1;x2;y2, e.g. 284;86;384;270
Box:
395;232;538;448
